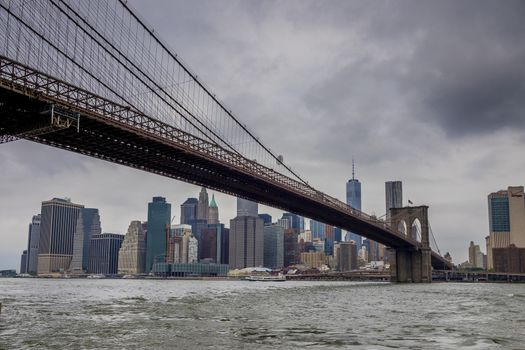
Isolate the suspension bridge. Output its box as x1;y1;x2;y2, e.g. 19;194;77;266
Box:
0;0;451;282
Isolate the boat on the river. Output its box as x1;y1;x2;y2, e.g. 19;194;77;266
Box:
244;275;286;282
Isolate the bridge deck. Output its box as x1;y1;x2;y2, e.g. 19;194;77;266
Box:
0;56;451;269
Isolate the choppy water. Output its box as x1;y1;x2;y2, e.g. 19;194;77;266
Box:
0;279;524;349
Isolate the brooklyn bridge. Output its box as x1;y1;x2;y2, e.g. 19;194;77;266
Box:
0;0;452;282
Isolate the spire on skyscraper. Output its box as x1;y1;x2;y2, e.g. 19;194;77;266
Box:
208;193;219;224
209;194;218;208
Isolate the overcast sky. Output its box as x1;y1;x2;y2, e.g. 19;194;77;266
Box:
2;0;525;270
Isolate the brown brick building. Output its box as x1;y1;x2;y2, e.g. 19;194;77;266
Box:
492;244;525;273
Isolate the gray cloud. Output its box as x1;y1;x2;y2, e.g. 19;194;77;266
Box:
1;0;524;269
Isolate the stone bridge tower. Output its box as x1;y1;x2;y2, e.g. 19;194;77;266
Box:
388;205;432;283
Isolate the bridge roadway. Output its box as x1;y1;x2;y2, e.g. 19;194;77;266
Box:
0;56;451;270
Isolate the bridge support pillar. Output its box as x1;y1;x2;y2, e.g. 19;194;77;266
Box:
389;248;431;283
388;205;432;283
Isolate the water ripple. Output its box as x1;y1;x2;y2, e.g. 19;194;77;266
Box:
0;279;524;349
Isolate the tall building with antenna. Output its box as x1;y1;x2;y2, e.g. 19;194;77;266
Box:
345;160;362;249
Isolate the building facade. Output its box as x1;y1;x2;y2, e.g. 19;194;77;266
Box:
229;215;264;269
38;198;84;275
166;224;199;264
167;224;189;264
492;245;525;273
26;214;41;275
385;181;403;218
200;223;229;264
263;224;284;269
258;214;272;226
486;186;525;269
468;241;484;269
87;233;124;275
277;218;291;230
339;241;358;272
187;235;198;263
281;212;304;232
197;187;209;221
69;208;101;274
300;251;326;269
310;219;325;240
237;198;258;217
180;197;198;225
187;218;208;258
145;196;171;272
20;250;28;274
284;229;299;267
118;220;147;275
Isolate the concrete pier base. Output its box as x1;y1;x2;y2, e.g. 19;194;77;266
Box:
389;247;431;283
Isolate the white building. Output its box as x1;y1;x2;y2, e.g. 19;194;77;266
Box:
118;221;147;275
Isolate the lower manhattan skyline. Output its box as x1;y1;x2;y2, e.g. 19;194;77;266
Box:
1;0;525;271
2;0;525;348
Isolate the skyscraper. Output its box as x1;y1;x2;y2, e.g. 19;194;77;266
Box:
200;223;229;264
283;229;299;267
229;215;264;269
281;213;304;232
145;196;171;272
277;218;291;230
263;224;284;269
69;208;101;274
26;214;41;275
180;198;198;225
20;250;28;274
339;241;358;272
38;198;84;275
333;227;342;242
167;224;192;264
345;160;362;249
258;214;272;226
118;221;147;275
486;186;525;269
325;225;334;256
310;219;326;240
469;241;482;268
208;194;219;225
187;218;208;258
197;187;210;221
385;181;403;218
237;198;258;217
87;233;124;275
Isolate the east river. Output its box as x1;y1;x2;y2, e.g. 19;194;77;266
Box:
0;279;524;349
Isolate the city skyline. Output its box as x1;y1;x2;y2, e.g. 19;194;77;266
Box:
1;1;525;348
2;0;525;269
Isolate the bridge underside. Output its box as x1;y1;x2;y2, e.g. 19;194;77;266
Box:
0;85;450;272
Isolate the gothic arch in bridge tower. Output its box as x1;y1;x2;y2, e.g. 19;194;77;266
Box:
411;218;422;242
397;220;408;236
389;206;429;247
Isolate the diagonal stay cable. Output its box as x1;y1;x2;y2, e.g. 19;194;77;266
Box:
0;2;146;122
50;0;240;158
118;0;313;188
